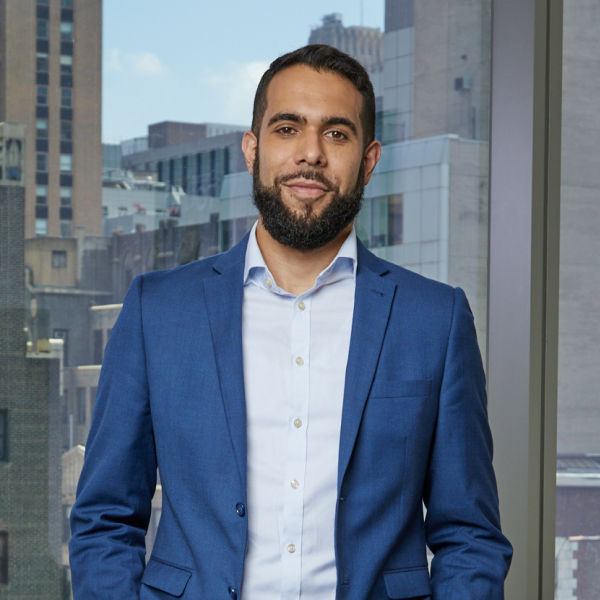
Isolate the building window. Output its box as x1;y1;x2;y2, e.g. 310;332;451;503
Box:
36;153;47;172
37;18;49;39
388;194;404;246
76;388;86;425
36;52;49;72
62;0;73;6
60;22;73;41
0;531;7;584
37;85;48;105
60;188;72;206
52;250;67;268
36;186;48;204
60;55;73;74
93;330;103;365
61;88;72;107
35;219;48;237
102;205;108;216
36;119;48;139
0;410;7;461
60;221;72;238
60;121;72;141
60;155;72;172
38;0;49;4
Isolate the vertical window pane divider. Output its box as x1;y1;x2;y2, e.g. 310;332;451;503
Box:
487;0;563;598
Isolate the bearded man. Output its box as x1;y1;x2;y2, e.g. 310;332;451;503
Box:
69;45;512;600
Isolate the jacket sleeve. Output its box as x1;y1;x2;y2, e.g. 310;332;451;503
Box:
423;287;513;599
69;275;156;599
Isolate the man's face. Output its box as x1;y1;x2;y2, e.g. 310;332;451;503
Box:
242;64;381;250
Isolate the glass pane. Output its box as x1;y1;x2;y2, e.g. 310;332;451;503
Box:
555;0;600;597
1;1;493;597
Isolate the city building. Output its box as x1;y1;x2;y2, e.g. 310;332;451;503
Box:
0;0;103;239
0;122;65;599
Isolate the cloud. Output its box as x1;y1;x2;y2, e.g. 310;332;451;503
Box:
205;61;269;123
107;49;167;76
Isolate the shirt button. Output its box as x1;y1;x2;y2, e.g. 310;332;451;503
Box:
228;587;238;600
298;301;306;310
236;502;245;517
295;357;304;366
294;419;302;428
265;278;272;287
287;544;296;553
291;480;300;489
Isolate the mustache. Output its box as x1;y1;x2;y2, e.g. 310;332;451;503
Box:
274;170;335;191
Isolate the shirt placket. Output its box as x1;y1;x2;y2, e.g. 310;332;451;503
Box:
280;291;312;600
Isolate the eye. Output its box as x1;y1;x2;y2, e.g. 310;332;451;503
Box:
326;130;348;140
277;126;297;135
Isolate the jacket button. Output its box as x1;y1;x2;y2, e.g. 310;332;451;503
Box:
228;586;237;600
236;502;246;517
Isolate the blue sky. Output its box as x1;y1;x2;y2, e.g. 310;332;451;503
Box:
102;1;385;142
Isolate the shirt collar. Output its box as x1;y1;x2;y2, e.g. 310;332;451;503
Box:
243;221;358;289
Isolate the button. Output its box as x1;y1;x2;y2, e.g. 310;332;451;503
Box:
265;278;272;287
298;301;306;310
294;419;302;428
295;357;304;366
291;480;300;489
287;544;296;553
228;587;237;600
236;502;245;517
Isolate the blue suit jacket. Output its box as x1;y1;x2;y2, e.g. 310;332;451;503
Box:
69;235;512;600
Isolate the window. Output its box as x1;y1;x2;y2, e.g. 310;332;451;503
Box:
52;250;67;269
36;52;49;72
60;55;73;74
60;221;72;238
0;531;7;584
61;88;72;107
60;188;72;206
37;18;49;39
36;153;47;172
35;219;48;237
62;0;73;6
0;410;7;461
61;121;72;141
38;0;49;4
76;388;86;425
60;155;72;172
388;194;403;246
93;330;103;365
60;22;73;41
36;119;48;138
37;85;48;105
36;186;47;204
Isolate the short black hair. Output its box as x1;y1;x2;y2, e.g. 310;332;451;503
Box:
251;44;376;147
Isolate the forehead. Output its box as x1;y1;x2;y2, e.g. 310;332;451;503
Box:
264;64;363;125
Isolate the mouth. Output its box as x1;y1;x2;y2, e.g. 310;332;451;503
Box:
283;179;330;198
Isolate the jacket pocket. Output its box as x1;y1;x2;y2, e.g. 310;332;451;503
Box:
141;557;192;597
370;379;432;399
383;566;432;599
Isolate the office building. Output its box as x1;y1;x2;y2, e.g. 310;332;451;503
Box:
0;0;103;239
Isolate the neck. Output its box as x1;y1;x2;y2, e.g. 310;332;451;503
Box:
255;218;353;296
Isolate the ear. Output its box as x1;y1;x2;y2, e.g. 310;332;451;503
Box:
242;130;258;175
362;140;382;186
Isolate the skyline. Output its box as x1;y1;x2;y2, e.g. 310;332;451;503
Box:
102;1;385;143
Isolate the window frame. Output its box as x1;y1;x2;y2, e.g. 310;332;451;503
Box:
52;250;67;269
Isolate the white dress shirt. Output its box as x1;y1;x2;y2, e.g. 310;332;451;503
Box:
241;222;357;600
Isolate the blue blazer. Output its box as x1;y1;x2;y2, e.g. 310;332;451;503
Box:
70;235;512;600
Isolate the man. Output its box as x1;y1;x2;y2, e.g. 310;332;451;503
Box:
70;45;512;599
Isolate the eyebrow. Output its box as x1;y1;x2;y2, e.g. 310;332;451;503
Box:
267;112;358;137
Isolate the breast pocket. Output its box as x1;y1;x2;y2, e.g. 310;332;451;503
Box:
369;378;432;400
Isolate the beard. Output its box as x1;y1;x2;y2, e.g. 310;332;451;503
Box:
251;152;365;251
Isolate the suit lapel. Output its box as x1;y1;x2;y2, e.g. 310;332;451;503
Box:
203;237;249;493
338;243;397;493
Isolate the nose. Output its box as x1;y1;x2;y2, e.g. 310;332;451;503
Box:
294;128;327;167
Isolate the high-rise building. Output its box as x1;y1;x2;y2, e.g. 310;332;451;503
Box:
309;13;384;75
0;0;102;239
